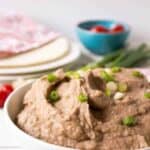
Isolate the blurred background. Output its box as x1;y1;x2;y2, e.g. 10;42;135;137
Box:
0;0;150;43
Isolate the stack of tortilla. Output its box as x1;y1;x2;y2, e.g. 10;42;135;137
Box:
0;13;80;81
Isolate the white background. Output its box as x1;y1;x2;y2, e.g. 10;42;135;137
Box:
0;0;150;149
0;0;150;43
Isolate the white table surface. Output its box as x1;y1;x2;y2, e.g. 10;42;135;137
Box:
0;110;21;149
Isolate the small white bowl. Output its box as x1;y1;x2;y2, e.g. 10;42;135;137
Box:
4;82;75;150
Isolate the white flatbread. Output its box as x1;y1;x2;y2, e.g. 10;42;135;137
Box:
0;37;69;68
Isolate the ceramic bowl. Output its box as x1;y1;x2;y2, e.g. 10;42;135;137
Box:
76;20;130;55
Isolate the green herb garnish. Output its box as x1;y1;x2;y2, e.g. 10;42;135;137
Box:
105;88;111;97
80;66;91;71
48;90;60;102
100;71;115;82
122;116;136;126
47;74;57;82
78;93;88;102
118;82;128;92
144;92;150;99
80;67;91;72
111;67;121;73
132;71;144;78
65;71;80;79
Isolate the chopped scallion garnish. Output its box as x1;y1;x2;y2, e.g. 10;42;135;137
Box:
47;74;57;82
65;71;80;79
78;93;88;102
122;116;136;126
105;88;111;97
48;90;60;102
144;92;150;99
118;82;128;92
111;67;121;73
132;71;144;78
100;70;115;82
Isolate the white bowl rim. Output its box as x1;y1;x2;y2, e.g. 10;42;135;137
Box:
4;82;75;150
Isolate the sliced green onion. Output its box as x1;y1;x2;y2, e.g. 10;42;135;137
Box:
132;71;144;78
106;81;118;93
105;88;112;97
65;71;80;79
118;82;128;92
80;66;92;72
78;93;88;102
80;63;98;71
111;67;122;73
122;116;136;126
144;92;150;99
100;71;115;82
47;74;57;82
48;90;60;102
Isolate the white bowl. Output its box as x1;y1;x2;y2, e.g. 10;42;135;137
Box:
4;82;75;150
4;82;150;150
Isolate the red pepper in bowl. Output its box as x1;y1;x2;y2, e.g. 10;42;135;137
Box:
90;25;109;33
111;24;124;33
